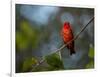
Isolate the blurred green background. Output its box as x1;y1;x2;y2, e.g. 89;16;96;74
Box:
15;4;94;73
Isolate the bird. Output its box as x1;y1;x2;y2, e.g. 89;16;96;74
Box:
61;22;75;55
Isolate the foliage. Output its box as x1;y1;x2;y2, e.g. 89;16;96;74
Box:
45;53;64;70
22;57;38;72
88;46;94;58
85;46;94;69
16;31;29;50
16;20;41;51
86;60;94;68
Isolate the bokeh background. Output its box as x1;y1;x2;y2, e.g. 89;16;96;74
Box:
15;4;94;73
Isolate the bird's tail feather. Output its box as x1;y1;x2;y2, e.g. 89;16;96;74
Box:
70;49;75;55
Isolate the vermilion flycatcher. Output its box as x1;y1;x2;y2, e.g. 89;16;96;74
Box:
61;22;75;55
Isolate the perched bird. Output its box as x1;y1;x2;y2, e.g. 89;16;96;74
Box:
61;22;75;55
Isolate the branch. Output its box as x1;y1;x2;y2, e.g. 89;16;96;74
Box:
30;17;94;72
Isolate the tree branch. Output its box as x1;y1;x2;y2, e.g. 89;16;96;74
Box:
30;17;94;72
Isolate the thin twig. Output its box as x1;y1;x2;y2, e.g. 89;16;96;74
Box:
30;17;94;72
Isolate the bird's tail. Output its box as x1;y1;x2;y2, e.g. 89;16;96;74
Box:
70;49;75;55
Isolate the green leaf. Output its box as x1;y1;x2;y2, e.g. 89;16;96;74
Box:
22;57;37;72
16;31;29;50
20;20;33;37
86;61;94;69
88;47;94;58
45;53;64;70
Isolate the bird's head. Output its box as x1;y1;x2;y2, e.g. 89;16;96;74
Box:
63;22;70;29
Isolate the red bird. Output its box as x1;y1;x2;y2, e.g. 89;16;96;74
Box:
61;22;75;55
